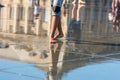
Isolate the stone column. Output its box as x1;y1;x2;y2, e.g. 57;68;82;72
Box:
47;0;52;36
105;0;111;33
35;19;40;35
97;0;103;35
13;4;19;33
35;0;42;36
89;0;95;31
1;4;8;32
24;6;30;34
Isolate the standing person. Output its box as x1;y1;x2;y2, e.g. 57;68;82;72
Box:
50;0;64;43
112;0;120;32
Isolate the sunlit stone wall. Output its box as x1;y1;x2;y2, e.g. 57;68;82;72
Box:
0;0;51;36
0;0;112;36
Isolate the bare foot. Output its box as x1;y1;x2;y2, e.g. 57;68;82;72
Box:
79;0;86;5
54;34;64;39
50;38;58;44
72;0;78;4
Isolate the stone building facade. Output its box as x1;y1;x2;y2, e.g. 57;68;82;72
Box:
0;0;51;36
0;0;113;37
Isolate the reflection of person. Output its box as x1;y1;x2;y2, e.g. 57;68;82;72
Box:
50;0;64;43
47;42;63;80
68;0;85;41
112;0;120;32
29;0;40;19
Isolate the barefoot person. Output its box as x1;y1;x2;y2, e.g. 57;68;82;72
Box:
50;0;64;43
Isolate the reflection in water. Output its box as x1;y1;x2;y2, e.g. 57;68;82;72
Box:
29;50;48;59
0;42;9;48
67;2;85;41
1;0;120;80
47;42;63;80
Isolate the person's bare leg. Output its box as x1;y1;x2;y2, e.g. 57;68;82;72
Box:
50;16;59;43
54;17;64;39
71;2;77;20
115;20;119;32
77;1;85;21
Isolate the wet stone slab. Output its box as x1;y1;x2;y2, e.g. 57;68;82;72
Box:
1;1;120;79
0;33;120;80
0;59;46;80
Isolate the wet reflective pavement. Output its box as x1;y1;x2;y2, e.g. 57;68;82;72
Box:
1;32;120;80
1;1;120;80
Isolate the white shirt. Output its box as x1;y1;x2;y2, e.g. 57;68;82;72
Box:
34;5;40;15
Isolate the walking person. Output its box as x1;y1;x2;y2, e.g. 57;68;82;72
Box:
50;0;64;43
112;0;120;32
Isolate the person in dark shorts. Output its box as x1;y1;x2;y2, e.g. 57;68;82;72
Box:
50;0;64;43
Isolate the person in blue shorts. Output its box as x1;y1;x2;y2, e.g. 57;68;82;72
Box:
50;0;64;43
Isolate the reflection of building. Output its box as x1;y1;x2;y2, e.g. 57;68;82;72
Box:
84;0;112;34
1;34;120;79
0;0;51;36
66;0;112;38
0;0;113;37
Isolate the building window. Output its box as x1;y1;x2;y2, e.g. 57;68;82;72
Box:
19;6;25;20
9;6;14;19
